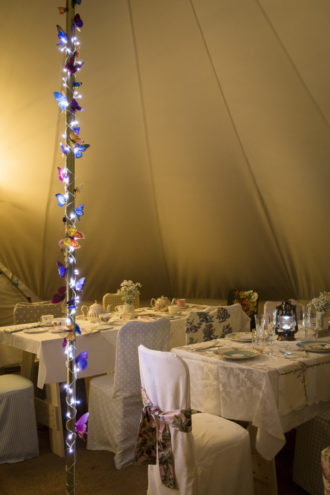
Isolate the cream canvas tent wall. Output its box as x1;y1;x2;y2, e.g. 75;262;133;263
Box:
0;0;329;308
0;262;39;327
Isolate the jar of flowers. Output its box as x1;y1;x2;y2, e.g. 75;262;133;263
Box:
311;291;330;330
118;280;142;316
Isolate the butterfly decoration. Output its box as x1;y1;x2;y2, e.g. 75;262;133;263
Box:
74;204;84;220
57;167;68;182
52;285;66;304
65;53;84;74
69;98;83;113
59;238;81;250
74;184;83;194
67;226;85;239
56;261;67;278
75;323;81;335
66;299;77;311
74;144;90;158
70;125;80;135
72;81;82;88
73;14;83;29
76;412;89;441
56;193;68;207
72;0;82;7
54;91;69;112
60;143;69;155
58;6;67;14
56;25;68;46
75;277;86;292
69;130;82;145
76;350;88;371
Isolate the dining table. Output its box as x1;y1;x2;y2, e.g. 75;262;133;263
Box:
0;302;250;456
172;330;330;494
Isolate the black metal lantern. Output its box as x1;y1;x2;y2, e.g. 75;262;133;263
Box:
275;300;298;341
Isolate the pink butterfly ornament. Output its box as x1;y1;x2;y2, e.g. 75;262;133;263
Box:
76;412;89;440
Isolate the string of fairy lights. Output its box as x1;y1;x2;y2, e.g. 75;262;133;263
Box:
52;1;89;493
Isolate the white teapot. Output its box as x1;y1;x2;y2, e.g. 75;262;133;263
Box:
150;296;171;312
82;300;104;321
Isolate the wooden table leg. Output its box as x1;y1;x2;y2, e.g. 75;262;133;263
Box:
43;383;65;457
248;425;278;495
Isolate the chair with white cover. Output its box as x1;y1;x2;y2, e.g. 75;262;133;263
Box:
87;318;170;469
136;345;253;495
263;299;304;321
185;303;250;344
322;446;330;495
0;374;39;463
13;301;63;324
102;292;140;312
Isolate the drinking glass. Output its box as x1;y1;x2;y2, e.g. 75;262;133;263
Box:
253;315;266;353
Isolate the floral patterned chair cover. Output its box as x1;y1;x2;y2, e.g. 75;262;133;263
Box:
227;289;259;329
322;446;330;495
136;345;253;495
185;304;250;344
87;318;170;469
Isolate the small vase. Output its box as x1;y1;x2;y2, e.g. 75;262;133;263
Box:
316;311;328;331
123;303;135;317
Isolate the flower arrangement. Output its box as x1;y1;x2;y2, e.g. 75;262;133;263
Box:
311;291;330;312
118;280;142;305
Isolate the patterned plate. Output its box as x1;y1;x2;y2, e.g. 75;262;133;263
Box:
297;341;330;353
220;349;260;360
226;332;252;342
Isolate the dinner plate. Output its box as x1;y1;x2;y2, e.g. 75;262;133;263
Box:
24;328;49;334
297;340;330;353
226;332;252;342
219;348;260;360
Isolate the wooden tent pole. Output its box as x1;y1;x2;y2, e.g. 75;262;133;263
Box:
65;1;77;493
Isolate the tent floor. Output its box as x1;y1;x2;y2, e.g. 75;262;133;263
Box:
0;426;308;495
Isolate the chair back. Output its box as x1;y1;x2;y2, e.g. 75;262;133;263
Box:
263;299;303;321
185;304;250;344
102;292;140;312
113;318;170;398
227;289;259;329
321;446;330;495
13;301;63;324
138;345;196;493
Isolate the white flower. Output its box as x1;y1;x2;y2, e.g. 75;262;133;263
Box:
311;291;330;312
118;280;142;304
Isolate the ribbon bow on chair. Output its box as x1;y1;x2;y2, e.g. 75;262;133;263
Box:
135;387;192;489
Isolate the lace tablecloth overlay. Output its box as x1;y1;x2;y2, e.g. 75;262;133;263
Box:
173;335;330;459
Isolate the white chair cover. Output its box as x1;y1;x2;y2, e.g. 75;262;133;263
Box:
0;374;39;463
87;318;170;469
263;299;304;320
138;345;254;495
185;303;250;344
13;301;63;324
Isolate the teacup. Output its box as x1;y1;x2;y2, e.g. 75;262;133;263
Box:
41;314;54;325
99;313;111;323
176;299;186;308
53;317;66;328
115;305;125;314
168;305;179;315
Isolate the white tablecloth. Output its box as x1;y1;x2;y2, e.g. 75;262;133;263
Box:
0;303;250;388
173;333;330;460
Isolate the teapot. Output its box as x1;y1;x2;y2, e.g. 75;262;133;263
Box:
81;300;104;321
150;296;171;312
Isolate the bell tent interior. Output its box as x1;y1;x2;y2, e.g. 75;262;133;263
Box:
1;0;329;314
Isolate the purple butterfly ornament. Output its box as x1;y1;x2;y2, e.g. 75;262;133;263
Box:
76;412;89;440
76;350;88;371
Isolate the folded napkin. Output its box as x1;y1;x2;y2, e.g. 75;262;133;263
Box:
3;323;41;333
